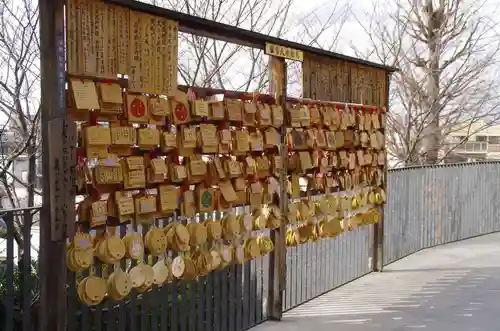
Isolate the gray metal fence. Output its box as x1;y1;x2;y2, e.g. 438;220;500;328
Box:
0;207;39;331
284;226;373;311
284;162;500;311
4;163;500;329
384;162;500;265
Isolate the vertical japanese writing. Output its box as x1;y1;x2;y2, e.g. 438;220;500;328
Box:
52;158;62;239
152;16;161;94
80;0;91;74
161;18;168;94
66;0;178;91
94;1;106;77
129;11;141;92
66;0;77;73
109;5;118;76
57;34;65;112
48;119;75;241
141;15;151;92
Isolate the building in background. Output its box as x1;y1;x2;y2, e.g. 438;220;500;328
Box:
0;125;42;259
446;120;500;162
0;125;42;208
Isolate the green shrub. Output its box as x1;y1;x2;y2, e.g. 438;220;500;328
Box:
0;257;40;330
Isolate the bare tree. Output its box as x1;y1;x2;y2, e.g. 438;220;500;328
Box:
149;0;352;95
0;0;40;323
0;0;352;246
352;0;500;166
0;0;41;249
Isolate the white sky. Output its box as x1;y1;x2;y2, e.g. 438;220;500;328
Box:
288;0;376;57
4;0;500;115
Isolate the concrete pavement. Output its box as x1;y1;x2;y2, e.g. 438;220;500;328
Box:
252;232;500;331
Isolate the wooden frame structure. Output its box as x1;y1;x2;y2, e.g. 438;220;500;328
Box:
39;0;396;330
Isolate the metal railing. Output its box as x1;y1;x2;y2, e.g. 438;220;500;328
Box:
0;207;40;331
384;161;500;265
284;225;373;311
283;161;500;310
3;162;500;330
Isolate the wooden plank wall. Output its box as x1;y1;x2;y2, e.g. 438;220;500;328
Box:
302;53;388;106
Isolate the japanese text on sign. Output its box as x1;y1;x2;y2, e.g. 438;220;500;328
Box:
265;43;303;62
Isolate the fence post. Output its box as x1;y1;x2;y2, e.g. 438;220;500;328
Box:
267;55;287;320
39;0;75;330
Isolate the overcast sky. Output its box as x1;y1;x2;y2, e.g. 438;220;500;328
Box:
4;0;500;119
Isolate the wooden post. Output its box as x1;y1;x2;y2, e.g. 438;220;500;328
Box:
267;56;287;320
372;206;384;271
39;0;76;330
372;72;390;272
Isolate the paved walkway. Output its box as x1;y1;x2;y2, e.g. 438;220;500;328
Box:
253;232;500;331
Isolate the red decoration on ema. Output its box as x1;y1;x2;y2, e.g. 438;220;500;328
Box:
76;148;86;166
130;98;146;117
90;111;98;125
217;121;227;130
172;149;181;165
174;103;188;121
91;187;101;200
181;182;190;193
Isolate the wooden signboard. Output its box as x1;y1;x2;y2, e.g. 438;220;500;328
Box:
302;53;388;106
48;118;77;241
265;42;303;62
66;0;178;95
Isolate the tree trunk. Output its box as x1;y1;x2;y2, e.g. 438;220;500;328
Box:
423;0;442;164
